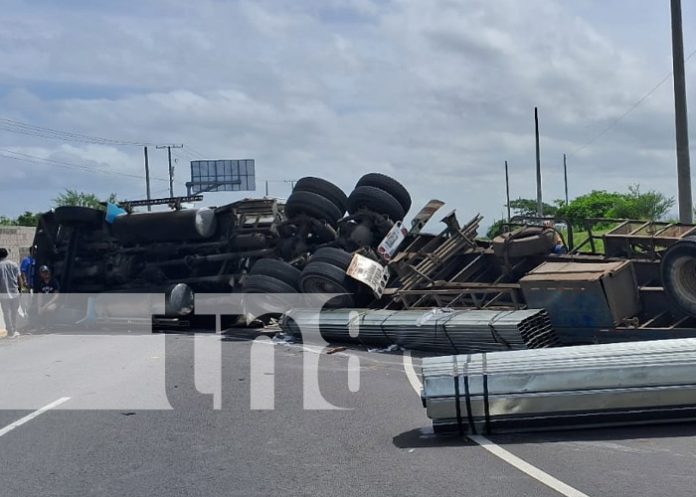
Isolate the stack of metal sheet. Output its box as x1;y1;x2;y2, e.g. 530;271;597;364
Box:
422;338;696;434
280;308;559;353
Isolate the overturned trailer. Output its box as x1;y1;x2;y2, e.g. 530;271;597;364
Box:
380;214;696;345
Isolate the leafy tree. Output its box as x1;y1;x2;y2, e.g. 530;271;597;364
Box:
15;211;39;227
555;186;675;226
508;198;558;218
0;212;40;227
486;219;506;239
555;190;626;225
53;189;117;210
607;184;674;221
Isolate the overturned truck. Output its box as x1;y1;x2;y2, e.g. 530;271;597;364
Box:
30;171;696;346
31;173;412;325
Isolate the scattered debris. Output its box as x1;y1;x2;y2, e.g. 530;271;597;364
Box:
325;346;347;355
367;344;403;353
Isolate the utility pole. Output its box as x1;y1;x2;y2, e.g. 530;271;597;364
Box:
505;160;511;222
671;0;692;223
535;107;543;216
265;180;269;196
156;144;184;198
143;146;151;211
563;153;569;206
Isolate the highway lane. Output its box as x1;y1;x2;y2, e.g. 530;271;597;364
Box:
0;334;695;496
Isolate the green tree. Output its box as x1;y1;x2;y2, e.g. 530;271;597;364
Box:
15;211;39;227
53;189;117;210
555;186;675;226
607;184;674;221
555;190;626;225
486;219;506;239
508;198;558;218
0;216;17;226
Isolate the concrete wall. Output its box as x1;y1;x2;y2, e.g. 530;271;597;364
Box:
0;226;36;264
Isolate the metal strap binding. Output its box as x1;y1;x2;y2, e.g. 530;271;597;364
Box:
487;311;513;349
463;356;477;434
453;357;464;436
350;310;369;348
463;376;477;435
439;310;463;355
453;374;464;436
482;353;491;435
379;310;398;345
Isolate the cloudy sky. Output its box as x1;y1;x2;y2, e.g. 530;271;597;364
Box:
0;0;695;231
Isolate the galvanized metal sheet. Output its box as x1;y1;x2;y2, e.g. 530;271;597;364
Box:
421;338;696;433
281;308;559;354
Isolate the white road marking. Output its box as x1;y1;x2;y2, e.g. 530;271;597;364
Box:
0;397;71;438
402;351;422;394
401;355;590;497
469;434;590;497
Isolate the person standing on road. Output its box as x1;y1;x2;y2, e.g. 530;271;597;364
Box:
19;246;37;292
0;248;22;338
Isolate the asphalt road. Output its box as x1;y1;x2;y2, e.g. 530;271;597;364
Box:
1;332;696;497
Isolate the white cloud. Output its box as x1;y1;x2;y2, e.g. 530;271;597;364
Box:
0;0;694;229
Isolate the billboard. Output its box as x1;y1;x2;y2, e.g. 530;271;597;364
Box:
187;159;256;194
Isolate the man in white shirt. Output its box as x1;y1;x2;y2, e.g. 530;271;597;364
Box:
0;248;22;338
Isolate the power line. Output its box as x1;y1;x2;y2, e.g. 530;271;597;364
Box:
149;186;173;197
571;46;696;157
185;145;207;159
0;117;210;164
173;148;200;162
0;148;168;182
0;117;154;147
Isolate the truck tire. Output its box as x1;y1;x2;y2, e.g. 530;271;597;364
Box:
242;274;298;318
299;261;356;308
54;206;104;226
661;237;696;316
308;247;353;270
356;173;411;213
249;259;302;290
294;177;348;214
285;190;343;228
242;274;298;294
348;186;405;221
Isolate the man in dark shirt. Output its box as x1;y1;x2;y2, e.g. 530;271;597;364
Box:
36;265;60;295
35;266;60;327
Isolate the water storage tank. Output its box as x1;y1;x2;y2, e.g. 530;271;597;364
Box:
111;208;217;244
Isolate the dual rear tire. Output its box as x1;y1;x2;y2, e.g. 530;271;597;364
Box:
347;173;411;221
285;177;348;228
299;247;363;308
285;173;412;225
